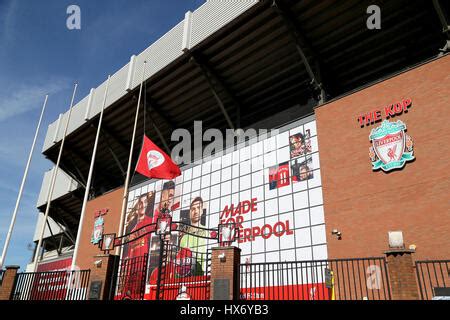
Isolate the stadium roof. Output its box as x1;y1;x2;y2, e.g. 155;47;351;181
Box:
36;0;449;237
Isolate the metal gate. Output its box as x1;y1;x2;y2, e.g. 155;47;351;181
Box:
114;254;149;300
240;257;391;300
415;260;450;300
154;241;211;300
106;219;229;300
11;270;91;300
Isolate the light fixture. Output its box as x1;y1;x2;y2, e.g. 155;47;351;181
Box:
388;231;404;249
331;229;342;240
94;260;102;268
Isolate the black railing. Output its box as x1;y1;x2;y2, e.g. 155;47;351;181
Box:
240;257;391;300
416;260;450;300
11;269;91;300
115;254;149;300
156;242;211;300
0;269;4;286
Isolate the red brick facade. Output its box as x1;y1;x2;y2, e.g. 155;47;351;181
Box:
74;187;124;271
0;266;19;300
385;250;420;300
210;247;241;300
315;54;450;260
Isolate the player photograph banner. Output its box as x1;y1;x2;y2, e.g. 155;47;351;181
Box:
120;118;327;300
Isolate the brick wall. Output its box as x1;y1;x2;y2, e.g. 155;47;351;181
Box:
385;250;420;300
315;54;450;261
210;247;241;300
74;187;124;270
0;266;19;300
87;254;118;300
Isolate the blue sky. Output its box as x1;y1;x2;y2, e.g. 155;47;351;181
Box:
0;0;205;270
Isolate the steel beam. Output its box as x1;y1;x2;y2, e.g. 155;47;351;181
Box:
189;53;238;129
272;0;326;103
57;162;87;190
145;93;177;130
89;121;127;177
53;202;79;226
145;105;172;154
64;143;119;187
68;157;87;186
194;53;242;127
45;219;62;255
105;143;126;177
92;122;128;153
432;0;450;54
54;217;77;245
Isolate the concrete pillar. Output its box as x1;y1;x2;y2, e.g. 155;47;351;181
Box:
87;254;119;300
384;249;420;300
0;266;20;300
210;246;241;300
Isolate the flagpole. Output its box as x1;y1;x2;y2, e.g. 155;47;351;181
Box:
63;77;111;300
0;95;49;270
70;76;110;272
116;61;147;256
33;84;78;272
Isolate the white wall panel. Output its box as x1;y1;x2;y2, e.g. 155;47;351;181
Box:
36;167;80;207
190;0;258;49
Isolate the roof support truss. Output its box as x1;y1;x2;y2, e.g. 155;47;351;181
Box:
432;0;450;54
45;219;62;255
145;93;177;131
57;161;86;190
54;217;76;245
145;103;171;154
272;0;326;103
64;143;120;188
189;53;240;129
89;124;127;177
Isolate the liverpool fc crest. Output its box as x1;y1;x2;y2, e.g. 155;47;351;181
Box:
369;120;414;172
91;216;104;244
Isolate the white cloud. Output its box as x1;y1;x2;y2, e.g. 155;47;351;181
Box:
0;79;70;122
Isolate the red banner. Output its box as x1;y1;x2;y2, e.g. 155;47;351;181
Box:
240;283;330;300
32;257;73;300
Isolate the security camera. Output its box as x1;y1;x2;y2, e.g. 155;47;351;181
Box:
331;229;342;240
94;260;102;268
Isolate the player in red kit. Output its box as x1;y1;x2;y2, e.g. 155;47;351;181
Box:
152;181;180;223
127;194;154;258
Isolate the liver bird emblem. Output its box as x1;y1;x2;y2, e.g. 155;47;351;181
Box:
387;145;397;161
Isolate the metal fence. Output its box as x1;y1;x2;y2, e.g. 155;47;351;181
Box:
115;254;149;300
11;270;91;300
240;257;391;300
416;260;450;300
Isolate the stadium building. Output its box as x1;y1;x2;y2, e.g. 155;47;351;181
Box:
14;0;450;300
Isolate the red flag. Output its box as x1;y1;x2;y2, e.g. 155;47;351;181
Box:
135;135;181;179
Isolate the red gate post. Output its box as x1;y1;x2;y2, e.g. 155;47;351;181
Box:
87;254;119;300
210;247;241;300
0;265;20;300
